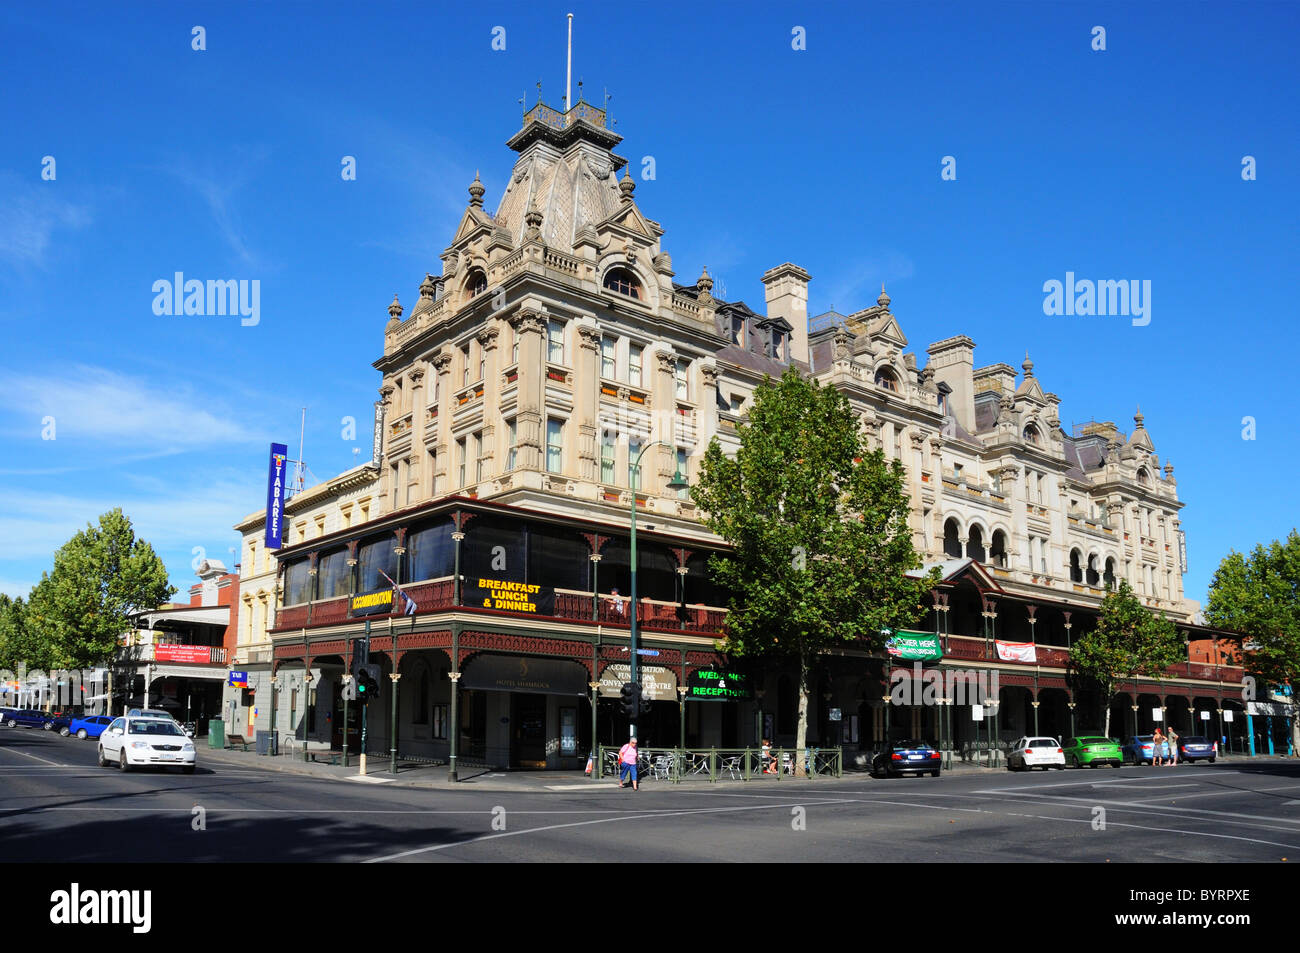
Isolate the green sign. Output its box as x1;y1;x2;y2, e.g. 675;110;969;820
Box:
885;630;943;661
688;670;752;701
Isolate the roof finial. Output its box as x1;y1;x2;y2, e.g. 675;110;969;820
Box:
468;171;485;208
877;283;890;309
1134;405;1144;428
388;294;404;320
619;168;636;202
1022;352;1034;378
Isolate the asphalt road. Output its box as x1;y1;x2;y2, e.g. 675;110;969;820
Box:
4;726;1299;863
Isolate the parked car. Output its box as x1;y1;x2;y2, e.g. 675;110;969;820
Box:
48;714;75;735
98;716;196;774
5;708;59;730
872;740;941;778
1177;735;1217;763
1007;737;1065;771
1062;736;1123;768
1122;735;1170;765
69;715;115;740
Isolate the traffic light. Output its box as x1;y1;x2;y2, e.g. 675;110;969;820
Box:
619;681;640;719
356;664;380;705
639;687;652;714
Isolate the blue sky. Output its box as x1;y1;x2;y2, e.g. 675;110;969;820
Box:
0;1;1296;609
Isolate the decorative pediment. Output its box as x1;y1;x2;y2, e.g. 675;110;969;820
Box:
450;207;497;247
867;313;909;349
598;201;656;241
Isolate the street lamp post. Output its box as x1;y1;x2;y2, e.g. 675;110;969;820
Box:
627;441;688;742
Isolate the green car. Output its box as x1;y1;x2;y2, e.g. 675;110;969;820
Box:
1063;736;1122;768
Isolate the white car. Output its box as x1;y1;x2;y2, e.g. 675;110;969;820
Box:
98;716;196;774
1007;736;1065;771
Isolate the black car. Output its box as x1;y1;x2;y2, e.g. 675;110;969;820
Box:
1177;735;1217;763
872;739;942;778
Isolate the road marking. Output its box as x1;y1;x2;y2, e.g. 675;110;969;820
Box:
345;776;393;784
0;747;66;767
363;799;862;863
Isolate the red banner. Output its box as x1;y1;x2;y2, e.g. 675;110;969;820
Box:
154;644;213;664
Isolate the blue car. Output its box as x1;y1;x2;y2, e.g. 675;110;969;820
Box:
69;715;115;740
4;708;58;730
1122;735;1170;765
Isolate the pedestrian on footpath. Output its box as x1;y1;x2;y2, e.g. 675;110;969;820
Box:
1152;727;1166;766
1168;727;1179;766
618;737;639;791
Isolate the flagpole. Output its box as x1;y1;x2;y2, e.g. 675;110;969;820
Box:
566;13;573;110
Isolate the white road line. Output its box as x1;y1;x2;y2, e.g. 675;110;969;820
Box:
364;799;863;863
0;747;67;767
973;789;1300;827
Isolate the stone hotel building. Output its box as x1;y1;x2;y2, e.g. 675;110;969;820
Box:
228;96;1248;771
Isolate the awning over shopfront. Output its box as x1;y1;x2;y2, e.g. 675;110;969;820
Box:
460;654;588;696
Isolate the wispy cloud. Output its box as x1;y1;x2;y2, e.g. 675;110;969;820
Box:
0;365;263;446
159;148;272;270
0;170;91;269
821;251;917;314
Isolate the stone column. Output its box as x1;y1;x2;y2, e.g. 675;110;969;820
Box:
407;365;427;503
508;303;548;472
928;436;944;554
477;324;501;478
377;382;395;512
697;358;720;470
574;317;601;486
430;349;453;496
651;346;678;499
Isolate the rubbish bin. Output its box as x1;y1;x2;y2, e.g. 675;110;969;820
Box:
208;718;225;749
256;733;273;756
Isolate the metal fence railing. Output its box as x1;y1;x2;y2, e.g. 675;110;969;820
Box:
595;745;842;783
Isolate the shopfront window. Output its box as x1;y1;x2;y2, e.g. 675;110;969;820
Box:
358;537;398;591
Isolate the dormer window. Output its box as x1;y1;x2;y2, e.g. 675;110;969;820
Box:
770;330;786;361
464;269;488;299
1022;422;1041;445
731;315;744;346
603;267;642;300
874;367;900;392
1136;466;1150;485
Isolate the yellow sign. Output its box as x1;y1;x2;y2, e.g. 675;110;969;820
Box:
472;578;554;615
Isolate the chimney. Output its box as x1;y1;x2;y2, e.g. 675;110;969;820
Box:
761;263;811;364
926;336;977;434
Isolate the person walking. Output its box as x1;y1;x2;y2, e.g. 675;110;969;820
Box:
1152;727;1166;767
618;737;639;790
1168;727;1180;766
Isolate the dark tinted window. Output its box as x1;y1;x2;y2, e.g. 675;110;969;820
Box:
358;536;398;592
317;547;350;600
284;558;311;605
408;519;455;582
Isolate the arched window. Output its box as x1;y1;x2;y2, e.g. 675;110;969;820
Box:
603;267;642;300
1069;550;1083;583
1022;423;1041;445
463;268;487;298
990;530;1008;569
1086;554;1100;586
1104;557;1117;590
967;525;986;563
943;518;963;559
874;367;899;392
1136;467;1150;485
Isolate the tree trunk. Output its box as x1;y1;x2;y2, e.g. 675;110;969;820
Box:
1103;696;1111;738
794;651;809;778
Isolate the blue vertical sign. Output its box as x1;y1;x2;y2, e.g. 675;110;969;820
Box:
265;442;288;549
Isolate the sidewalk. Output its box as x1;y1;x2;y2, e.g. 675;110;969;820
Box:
197;743;1014;792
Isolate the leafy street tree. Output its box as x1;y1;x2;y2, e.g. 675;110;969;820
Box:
26;509;174;671
0;593;52;675
1070;579;1184;736
1205;529;1300;752
691;367;936;772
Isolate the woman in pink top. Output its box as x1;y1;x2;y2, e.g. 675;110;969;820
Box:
618;738;639;790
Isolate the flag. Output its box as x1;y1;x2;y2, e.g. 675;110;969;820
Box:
379;570;418;616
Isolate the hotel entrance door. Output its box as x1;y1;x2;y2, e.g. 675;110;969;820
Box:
511;693;547;768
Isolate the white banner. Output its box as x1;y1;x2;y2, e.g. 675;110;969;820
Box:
995;640;1037;663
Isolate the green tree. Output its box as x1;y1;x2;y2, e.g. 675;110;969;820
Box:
691;368;936;770
1205;529;1300;752
1070;579;1184;736
32;509;175;670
